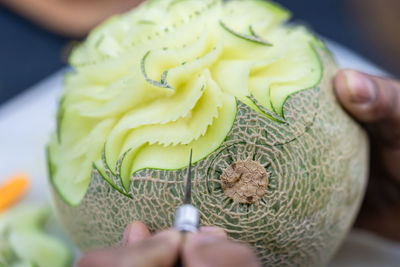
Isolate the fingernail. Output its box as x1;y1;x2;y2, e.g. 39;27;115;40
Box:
344;71;376;104
121;221;149;246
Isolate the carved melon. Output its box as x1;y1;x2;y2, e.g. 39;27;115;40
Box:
47;0;368;266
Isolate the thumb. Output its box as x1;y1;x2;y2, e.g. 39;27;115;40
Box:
334;69;400;145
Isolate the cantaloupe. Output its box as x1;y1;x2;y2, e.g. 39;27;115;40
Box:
47;0;368;265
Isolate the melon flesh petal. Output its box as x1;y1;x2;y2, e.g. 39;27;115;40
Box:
68;76;173;118
122;71;222;151
103;41;222;173
117;70;223;189
143;30;215;85
130;93;237;173
49;118;115;204
104;73;206;173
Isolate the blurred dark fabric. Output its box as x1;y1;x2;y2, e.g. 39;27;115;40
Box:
0;6;69;106
0;0;388;105
276;0;370;57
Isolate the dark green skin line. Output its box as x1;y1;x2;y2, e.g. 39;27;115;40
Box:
160;70;169;85
248;25;273;45
269;97;318;147
102;146;127;192
219;20;273;46
117;148;136;193
275;41;324;119
268;82;280;116
246;96;286;123
141;51;174;90
93;162;133;199
56;96;66;143
46;146;54;186
103;142;117;176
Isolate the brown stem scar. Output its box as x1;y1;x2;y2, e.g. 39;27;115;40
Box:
220;158;269;204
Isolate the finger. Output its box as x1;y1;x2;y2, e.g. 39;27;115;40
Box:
334;69;400;144
199;226;227;238
78;230;181;267
122;221;151;246
183;234;260;267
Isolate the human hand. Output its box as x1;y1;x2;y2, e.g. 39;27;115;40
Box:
334;69;400;240
0;0;145;37
77;221;260;267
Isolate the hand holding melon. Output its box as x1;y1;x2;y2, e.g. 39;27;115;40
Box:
334;69;400;241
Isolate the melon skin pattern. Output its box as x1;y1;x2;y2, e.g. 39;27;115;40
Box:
48;0;368;266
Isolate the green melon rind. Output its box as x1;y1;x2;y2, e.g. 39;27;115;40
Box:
103;142;118;177
219;20;273;46
270;41;324;118
245;96;286;123
93;161;132;199
248;25;272;45
141;51;174;89
56;97;66;143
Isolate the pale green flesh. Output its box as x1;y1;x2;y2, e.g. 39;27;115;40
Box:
117;93;237;190
0;205;71;267
48;0;324;205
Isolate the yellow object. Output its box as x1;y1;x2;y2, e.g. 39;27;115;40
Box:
0;173;30;213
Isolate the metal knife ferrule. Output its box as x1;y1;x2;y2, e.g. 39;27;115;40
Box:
174;204;199;233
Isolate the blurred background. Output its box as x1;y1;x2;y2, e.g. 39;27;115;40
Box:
0;0;399;105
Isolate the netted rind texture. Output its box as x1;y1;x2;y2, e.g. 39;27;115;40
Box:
53;53;368;266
